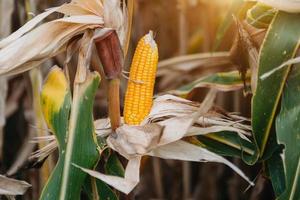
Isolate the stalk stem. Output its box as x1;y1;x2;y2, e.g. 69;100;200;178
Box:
108;78;121;131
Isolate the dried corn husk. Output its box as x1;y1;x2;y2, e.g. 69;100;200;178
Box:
73;93;254;194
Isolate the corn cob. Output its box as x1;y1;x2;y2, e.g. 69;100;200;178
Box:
124;31;159;125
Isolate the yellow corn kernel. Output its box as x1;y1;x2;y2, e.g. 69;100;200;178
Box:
124;31;159;125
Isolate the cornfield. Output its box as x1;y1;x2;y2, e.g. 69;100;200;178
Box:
0;0;300;199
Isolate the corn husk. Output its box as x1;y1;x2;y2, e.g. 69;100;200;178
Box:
73;92;254;194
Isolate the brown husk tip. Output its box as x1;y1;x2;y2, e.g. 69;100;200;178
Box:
94;29;124;79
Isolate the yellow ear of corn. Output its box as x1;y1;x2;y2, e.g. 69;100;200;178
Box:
124;31;159;125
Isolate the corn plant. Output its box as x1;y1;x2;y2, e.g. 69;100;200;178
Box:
2;0;300;199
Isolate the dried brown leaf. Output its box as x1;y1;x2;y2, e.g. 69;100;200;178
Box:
0;175;31;196
230;17;260;92
148;140;253;185
73;156;141;194
0;0;106;76
103;0;126;46
0;16;103;76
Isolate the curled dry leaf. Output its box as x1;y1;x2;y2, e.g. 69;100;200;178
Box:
0;0;126;76
0;175;31;196
230;17;260;92
74;93;254;194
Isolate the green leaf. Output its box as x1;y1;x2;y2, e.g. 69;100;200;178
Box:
40;68;101;200
170;71;249;97
251;12;300;162
83;152;124;200
96;179;118;200
105;152;125;177
95;152;124;200
266;148;286;197
276;66;300;200
83;176;118;200
196;131;255;163
39;67;72;200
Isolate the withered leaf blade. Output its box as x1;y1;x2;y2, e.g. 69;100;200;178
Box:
73;156;141;195
0;6;59;48
103;0;126;46
147;140;254;186
230;17;259;92
0;175;31;195
75;30;95;83
0;15;103;76
0;0;106;77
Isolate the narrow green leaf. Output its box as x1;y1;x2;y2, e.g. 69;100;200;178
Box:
83;176;118;200
40;68;101;200
276;66;300;200
82;150;124;200
197;131;255;163
94;152;124;200
251;12;300;161
60;71;100;200
96;179;118;200
105;152;125;177
266;148;286;197
170;71;249;97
